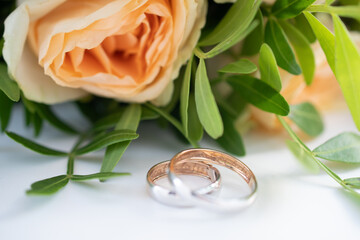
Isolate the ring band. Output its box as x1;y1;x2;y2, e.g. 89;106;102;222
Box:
168;149;257;211
147;160;221;207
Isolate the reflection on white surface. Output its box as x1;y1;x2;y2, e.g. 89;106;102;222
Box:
0;104;360;240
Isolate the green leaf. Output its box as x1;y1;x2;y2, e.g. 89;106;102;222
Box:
24;106;32;127
272;0;316;19
303;12;335;72
313;132;360;163
197;20;259;59
307;5;360;22
0;64;20;102
265;19;301;75
227;75;290;116
259;43;282;91
21;93;36;113
280;20;315;85
32;113;43;137
71;172;130;181
144;103;184;133
93;111;122;132
294;13;316;43
225;91;248;117
325;0;336;5
144;103;198;147
101;104;141;174
286;140;319;172
6;131;68;156
0;38;4;56
75;130;139;155
35;104;78;134
114;104;141;130
218;59;257;74
289;102;323;137
75;101;98;123
277;116;310;151
242;10;264;56
0;91;13;132
199;0;260;46
278;116;357;193
344;178;360;189
333;15;360;131
141;106;159;120
195;59;223;139
188;94;203;142
216;109;245;156
27;175;69;195
180;56;193;137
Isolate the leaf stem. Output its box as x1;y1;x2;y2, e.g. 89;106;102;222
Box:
306;5;360;20
144;103;199;147
66;132;89;176
194;47;206;59
277;115;360;196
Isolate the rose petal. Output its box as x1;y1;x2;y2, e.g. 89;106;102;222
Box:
3;0;87;103
16;45;87;104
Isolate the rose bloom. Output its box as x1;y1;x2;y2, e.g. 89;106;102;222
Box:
3;0;208;105
250;33;360;133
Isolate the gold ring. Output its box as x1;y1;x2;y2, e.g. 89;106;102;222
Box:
168;149;257;211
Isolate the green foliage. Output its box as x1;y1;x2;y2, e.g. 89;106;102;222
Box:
242;10;264;56
199;0;260;46
216;109;245;156
75;130;138;155
27;172;129;195
278;116;359;195
35;103;78;134
6;131;68;156
259;43;282;91
101;104;141;175
27;175;69;195
280;20;315;85
333;15;360;131
0;91;13;132
227;75;290;116
180;56;193;137
144;103;198;147
293;13;316;43
344;178;360;189
289;102;323;137
303;12;335;72
0;64;20;101
218;59;257;74
92;111;122;132
286;140;319;172
71;172;130;181
272;0;316;19
195;58;223;139
265;18;302;75
187;94;203;142
313;132;360;163
307;5;360;22
196;21;259;59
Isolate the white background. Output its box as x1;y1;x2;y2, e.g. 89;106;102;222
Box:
1;105;360;240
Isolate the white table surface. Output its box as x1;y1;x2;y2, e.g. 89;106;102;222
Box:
1;104;360;240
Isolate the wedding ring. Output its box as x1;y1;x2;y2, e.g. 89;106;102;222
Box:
147;160;221;207
168;149;257;212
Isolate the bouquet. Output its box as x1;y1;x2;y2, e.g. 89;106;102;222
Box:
1;0;360;196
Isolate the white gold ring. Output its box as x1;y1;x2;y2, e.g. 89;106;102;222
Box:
147;160;221;207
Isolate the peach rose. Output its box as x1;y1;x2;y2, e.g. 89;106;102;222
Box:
250;33;360;133
3;0;207;105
